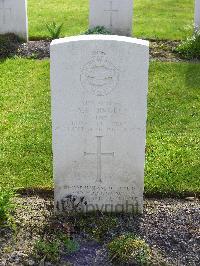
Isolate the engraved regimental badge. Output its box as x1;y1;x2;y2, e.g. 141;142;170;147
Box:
80;51;119;96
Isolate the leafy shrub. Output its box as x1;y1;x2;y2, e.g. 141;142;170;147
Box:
108;234;151;265
0;187;16;227
175;29;200;59
0;34;19;59
46;21;63;39
84;26;111;35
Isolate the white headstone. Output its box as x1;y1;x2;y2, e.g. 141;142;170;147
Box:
89;0;133;36
51;35;149;213
195;0;200;29
0;0;28;41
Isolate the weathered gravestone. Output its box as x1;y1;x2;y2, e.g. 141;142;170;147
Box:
51;35;149;213
89;0;133;36
0;0;28;41
195;0;200;29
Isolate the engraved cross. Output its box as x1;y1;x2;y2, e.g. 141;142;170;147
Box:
84;136;114;183
0;0;11;24
104;1;119;28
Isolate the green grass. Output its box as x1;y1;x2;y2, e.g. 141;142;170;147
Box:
0;59;199;196
28;0;194;40
0;187;16;226
146;62;200;196
134;0;193;40
0;59;52;188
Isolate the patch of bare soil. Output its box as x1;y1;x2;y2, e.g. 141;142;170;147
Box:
0;196;199;266
150;40;181;62
17;40;50;59
16;39;182;62
1;35;200;62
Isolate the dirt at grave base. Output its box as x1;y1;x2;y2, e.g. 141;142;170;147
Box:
1;34;200;62
16;39;182;62
0;196;199;266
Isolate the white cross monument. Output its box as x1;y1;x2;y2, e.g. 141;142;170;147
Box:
89;0;134;36
51;35;149;213
0;0;28;41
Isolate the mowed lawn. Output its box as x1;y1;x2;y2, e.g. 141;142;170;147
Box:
28;0;194;40
0;59;199;196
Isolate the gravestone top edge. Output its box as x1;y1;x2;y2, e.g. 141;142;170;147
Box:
50;35;149;47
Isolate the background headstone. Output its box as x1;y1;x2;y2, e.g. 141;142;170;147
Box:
0;0;28;41
51;35;149;213
195;0;200;29
89;0;133;36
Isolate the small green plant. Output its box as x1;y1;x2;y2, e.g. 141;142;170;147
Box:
84;26;111;35
59;234;79;254
35;239;60;262
175;29;200;59
77;213;118;241
90;215;117;241
46;21;63;39
34;235;79;262
0;187;16;227
108;234;151;265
